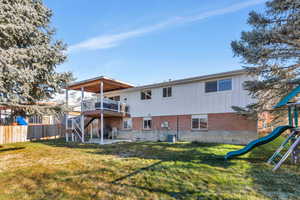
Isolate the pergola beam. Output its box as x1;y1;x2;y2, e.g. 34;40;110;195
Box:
66;76;133;93
81;87;85;143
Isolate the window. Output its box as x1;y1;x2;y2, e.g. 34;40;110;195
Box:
163;87;172;97
143;117;152;129
141;90;152;100
29;116;42;124
123;118;132;129
218;79;232;91
205;81;218;93
205;79;232;93
191;115;208;130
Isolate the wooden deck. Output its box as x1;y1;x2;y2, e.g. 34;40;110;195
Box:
82;110;130;118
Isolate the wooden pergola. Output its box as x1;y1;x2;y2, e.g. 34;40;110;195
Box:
65;76;134;144
67;76;133;93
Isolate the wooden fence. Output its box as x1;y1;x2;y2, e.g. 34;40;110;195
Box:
0;126;28;144
0;125;65;145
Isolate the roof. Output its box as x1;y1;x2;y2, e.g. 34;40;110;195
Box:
274;85;300;108
67;76;134;93
105;69;247;94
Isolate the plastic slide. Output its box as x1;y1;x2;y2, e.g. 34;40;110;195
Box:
225;125;292;160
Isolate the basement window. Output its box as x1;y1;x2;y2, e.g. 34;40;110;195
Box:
123;118;132;129
143;117;152;130
191;115;208;130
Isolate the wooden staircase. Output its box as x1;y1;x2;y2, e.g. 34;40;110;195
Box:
67;116;96;142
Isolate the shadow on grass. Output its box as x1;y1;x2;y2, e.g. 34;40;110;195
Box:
246;136;300;199
111;161;163;184
27;138;300;199
0;147;25;153
114;182;204;199
36;138;237;169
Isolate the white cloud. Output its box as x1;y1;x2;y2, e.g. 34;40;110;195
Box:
68;0;265;53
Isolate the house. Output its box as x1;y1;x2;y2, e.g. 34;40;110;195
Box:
65;69;258;144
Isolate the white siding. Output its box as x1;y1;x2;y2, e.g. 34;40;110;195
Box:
106;74;256;117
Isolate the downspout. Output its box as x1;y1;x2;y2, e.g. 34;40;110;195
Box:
176;115;179;140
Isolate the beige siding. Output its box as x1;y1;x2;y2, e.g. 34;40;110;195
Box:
108;74;256;117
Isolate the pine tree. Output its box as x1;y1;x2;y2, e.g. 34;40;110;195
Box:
231;0;300;123
0;0;73;116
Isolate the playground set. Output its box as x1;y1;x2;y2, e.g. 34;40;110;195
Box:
225;86;300;171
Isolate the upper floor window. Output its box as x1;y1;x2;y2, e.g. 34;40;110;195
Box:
218;79;232;91
205;81;218;93
163;87;172;98
205;79;232;93
141;90;152;100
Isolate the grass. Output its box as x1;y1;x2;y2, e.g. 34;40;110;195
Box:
0;138;299;200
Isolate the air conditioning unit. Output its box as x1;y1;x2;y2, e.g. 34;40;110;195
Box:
161;121;169;128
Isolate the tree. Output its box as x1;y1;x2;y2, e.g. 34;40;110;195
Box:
231;0;300;124
0;0;73;116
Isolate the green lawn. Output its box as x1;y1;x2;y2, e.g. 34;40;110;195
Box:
0;138;299;200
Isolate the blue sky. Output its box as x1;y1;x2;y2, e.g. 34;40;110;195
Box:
44;0;266;86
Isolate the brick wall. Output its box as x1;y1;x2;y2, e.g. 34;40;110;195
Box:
114;113;258;144
152;115;177;131
132;115;192;132
178;115;192;131
105;117;122;129
130;113;257;132
208;113;257;131
132;117;143;131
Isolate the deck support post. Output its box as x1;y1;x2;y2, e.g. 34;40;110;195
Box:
90;122;93;140
294;106;299;128
65;89;69;142
81;87;85;143
100;81;104;144
288;107;293;127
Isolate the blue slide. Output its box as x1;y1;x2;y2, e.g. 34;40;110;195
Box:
225;125;292;160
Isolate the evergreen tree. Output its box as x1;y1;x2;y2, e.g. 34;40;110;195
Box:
231;0;300;123
0;0;72;116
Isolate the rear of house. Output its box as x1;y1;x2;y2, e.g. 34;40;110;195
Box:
102;69;257;144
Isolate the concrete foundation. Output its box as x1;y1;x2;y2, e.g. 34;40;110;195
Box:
116;130;258;145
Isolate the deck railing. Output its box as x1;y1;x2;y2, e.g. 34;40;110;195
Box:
82;98;129;113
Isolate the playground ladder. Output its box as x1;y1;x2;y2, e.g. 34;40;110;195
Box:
268;132;300;171
267;131;297;165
